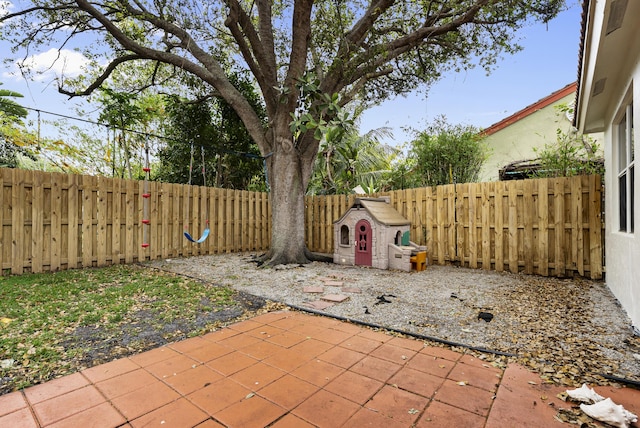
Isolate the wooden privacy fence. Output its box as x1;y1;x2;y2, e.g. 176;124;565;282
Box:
0;168;270;275
305;175;604;279
1;167;603;279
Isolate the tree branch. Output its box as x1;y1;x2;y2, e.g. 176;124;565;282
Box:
339;67;393;107
0;3;76;22
71;0;270;152
285;0;313;87
343;0;395;50
256;0;277;93
224;0;273;110
58;54;141;97
324;0;491;96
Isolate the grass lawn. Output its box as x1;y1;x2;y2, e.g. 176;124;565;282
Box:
0;264;258;395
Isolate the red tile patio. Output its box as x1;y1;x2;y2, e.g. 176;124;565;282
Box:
1;311;638;427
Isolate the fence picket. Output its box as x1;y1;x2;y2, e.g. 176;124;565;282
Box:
523;179;534;274
149;180;159;256
589;175;603;279
554;178;565;277
538;179;549;276
468;183;477;268
80;175;93;267
247;190;255;250
11;169;24;274
97;176;108;266
481;182;491;270
574;176;585;276
494;181;505;272
0;170;5;273
32;171;44;273
507;182;518;273
67;174;79;269
436;185;446;264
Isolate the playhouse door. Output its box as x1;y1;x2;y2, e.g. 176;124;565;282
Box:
354;219;372;266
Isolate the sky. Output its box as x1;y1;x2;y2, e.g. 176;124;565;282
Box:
1;1;584;145
360;2;584;145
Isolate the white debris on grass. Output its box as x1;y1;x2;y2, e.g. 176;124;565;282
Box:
0;359;14;369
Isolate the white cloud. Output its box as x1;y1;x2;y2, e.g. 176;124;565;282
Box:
4;48;91;81
0;1;13;15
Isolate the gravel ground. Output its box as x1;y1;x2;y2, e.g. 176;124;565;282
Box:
145;253;640;387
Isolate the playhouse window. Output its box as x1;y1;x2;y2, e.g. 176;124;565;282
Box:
340;225;349;245
395;231;402;245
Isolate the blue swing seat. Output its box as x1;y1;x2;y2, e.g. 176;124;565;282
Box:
184;227;210;243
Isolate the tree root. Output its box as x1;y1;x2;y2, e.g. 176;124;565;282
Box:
249;248;332;267
305;249;333;263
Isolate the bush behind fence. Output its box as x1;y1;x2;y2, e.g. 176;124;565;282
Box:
0;168;603;279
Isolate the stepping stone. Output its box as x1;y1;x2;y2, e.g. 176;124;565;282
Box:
341;287;362;294
322;280;344;287
302;300;335;310
321;294;349;303
303;286;324;294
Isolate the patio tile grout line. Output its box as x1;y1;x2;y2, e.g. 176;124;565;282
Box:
20;389;43;428
8;312;525;428
199;332;491;427
78;370;129;423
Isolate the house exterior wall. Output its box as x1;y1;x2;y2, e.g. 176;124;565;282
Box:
575;0;640;331
600;62;640;330
480;92;581;182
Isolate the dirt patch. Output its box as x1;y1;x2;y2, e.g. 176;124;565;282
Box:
0;288;272;396
59;290;266;366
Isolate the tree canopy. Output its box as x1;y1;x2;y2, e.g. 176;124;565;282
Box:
0;84;34;168
309;124;396;195
155;80;267;190
0;84;28;119
1;0;566;265
408;117;489;186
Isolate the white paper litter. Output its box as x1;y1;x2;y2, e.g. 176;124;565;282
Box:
566;384;605;403
580;398;638;428
0;359;14;369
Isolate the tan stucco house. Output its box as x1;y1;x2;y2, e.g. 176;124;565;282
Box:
575;0;639;331
479;82;602;181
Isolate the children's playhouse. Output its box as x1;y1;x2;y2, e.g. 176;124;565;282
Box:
333;197;427;271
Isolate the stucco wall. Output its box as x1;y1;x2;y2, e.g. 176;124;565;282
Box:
479;92;602;182
600;64;640;331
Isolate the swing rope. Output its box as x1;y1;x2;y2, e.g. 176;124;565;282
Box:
184;143;210;243
141;135;151;248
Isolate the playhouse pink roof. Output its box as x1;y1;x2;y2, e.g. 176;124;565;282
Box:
335;198;410;226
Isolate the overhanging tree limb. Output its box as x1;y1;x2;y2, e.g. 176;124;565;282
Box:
225;0;274;107
58;54;141;97
61;0;271;152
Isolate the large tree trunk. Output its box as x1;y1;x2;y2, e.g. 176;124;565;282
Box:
262;137;312;265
